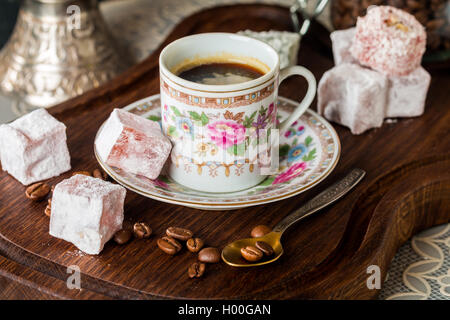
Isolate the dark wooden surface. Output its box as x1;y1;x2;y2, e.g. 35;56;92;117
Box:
0;4;449;300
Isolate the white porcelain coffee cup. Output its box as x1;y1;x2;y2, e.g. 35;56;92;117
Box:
159;33;316;193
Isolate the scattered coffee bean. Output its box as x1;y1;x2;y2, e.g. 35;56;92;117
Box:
198;247;220;263
426;18;446;31
186;238;204;253
157;236;182;255
188;262;206;278
250;225;271;238
44;198;52;217
255;241;274;256
92;168;107;180
241;245;263;262
166;227;193;241
26;182;51;201
114;229;132;245
133;222;152;239
72;171;91;177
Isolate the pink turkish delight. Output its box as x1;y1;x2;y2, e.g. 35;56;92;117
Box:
351;6;426;76
95;109;172;180
0;109;71;185
49;174;126;255
318;63;387;135
330;28;358;65
386;66;431;118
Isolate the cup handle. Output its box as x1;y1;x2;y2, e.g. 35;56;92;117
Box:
278;66;316;132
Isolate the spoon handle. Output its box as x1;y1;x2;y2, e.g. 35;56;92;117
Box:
272;168;366;234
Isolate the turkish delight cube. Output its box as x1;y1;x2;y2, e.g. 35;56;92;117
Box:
238;30;300;68
330;28;358;65
386;66;431;118
318;63;387;135
49;174;126;255
0;108;71;185
95;108;172;180
351;6;426;76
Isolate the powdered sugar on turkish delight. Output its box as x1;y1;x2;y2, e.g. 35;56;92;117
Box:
351;6;426;76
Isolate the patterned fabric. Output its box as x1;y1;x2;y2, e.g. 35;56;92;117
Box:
379;224;450;300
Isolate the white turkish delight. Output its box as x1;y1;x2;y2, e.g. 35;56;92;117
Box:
95;108;172;180
386;66;431;118
49;174;126;255
238;30;300;68
0;108;71;185
330;27;358;65
318;63;387;135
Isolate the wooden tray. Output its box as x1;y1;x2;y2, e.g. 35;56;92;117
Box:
0;4;449;300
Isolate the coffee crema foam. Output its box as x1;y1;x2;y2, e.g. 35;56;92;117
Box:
178;63;265;85
170;52;270;85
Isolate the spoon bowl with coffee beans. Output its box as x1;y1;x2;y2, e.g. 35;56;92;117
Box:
222;169;365;267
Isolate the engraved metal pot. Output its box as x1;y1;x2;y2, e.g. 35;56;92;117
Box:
0;0;128;109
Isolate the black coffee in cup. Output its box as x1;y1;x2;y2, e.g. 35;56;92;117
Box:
177;62;265;85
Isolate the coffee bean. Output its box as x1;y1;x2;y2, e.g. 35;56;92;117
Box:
93;168;107;180
444;39;450;50
414;9;430;25
339;0;354;10
72;171;91;177
434;4;446;17
250;225;271;238
188;262;206;278
157;236;182;255
444;24;450;36
340;13;356;29
166;227;193;241
133;222;152;239
26;182;51;201
388;0;406;7
426;19;446;31
241;246;263;262
114;229;132;245
255;241;274;256
427;32;441;50
44;198;52;217
198;247;220;263
186;238;204;253
406;0;425;10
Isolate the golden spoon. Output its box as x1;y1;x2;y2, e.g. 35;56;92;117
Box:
221;168;366;267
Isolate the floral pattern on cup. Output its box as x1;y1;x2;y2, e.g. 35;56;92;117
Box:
207;120;246;149
163;103;276;159
151;105;318;186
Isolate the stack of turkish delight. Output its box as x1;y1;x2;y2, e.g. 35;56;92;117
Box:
319;6;431;135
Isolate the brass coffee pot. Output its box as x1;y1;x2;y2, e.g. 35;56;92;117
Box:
0;0;128;110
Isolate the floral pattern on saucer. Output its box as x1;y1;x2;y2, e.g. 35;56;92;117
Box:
94;94;340;209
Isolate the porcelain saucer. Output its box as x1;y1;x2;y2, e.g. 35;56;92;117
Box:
94;94;340;210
